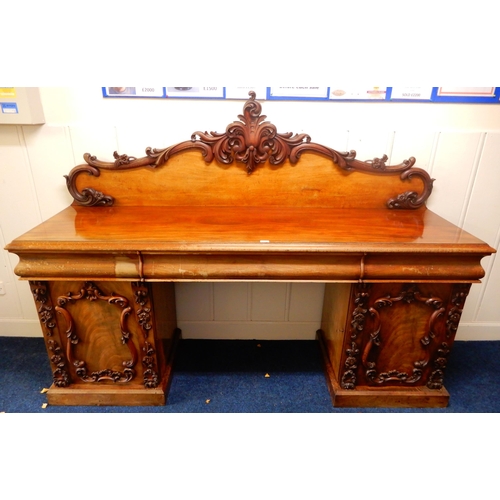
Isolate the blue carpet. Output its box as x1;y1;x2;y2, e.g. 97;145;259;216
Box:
1;337;499;412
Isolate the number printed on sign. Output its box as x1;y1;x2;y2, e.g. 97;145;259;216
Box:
390;87;433;100
134;87;164;97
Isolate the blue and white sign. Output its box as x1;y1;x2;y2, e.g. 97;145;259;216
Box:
1;102;19;114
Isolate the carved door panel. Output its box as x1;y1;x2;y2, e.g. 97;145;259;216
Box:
340;282;470;390
30;280;164;389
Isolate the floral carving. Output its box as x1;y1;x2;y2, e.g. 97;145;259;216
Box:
131;282;160;388
47;339;71;387
191;91;311;173
362;285;446;385
427;343;451;390
341;283;371;389
424;284;470;389
65;92;434;208
29;281;71;387
142;341;160;389
446;284;470;338
55;282;137;383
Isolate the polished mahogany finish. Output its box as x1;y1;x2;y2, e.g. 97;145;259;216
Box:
9;206;490;283
5;93;495;407
64;92;434;209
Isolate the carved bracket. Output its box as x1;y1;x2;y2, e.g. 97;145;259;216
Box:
65;91;434;208
132;282;160;388
427;283;470;389
446;284;470;339
341;283;371;389
29;281;71;388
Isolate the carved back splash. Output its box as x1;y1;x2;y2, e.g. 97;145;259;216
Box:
66;92;434;209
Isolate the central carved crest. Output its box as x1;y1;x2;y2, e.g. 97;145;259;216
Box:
65;91;434;208
193;91;311;173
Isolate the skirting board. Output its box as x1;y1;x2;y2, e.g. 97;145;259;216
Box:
1;319;500;341
177;321;320;340
455;322;500;341
0;319;42;337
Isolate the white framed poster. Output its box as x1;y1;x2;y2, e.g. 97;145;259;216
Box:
390;87;433;100
329;87;387;100
437;87;495;97
104;87;165;97
269;87;328;99
225;87;267;99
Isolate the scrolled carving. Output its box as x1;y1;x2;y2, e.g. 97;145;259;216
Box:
74;365;134;383
64;165;114;207
446;284;470;338
368;155;388;170
30;281;56;333
387;168;435;209
191;91;312;173
142;341;159;389
31;281;49;304
362;285;446;386
342;342;361;390
55;282;138;384
29;281;71;387
47;339;71;387
113;151;137;165
351;284;371;334
427;343;451;390
132;283;153;333
423;285;470;389
341;283;371;390
65;91;434;208
131;282;160;388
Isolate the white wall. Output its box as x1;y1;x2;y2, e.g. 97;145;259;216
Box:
1;88;499;340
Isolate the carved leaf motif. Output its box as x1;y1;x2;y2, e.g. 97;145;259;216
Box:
55;282;137;384
64;91;433;208
131;282;160;388
446;284;470;338
362;285;446;386
191;92;313;173
30;281;72;387
342;284;372;389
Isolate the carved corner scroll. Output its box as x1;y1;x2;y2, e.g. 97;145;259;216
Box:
65;91;434;208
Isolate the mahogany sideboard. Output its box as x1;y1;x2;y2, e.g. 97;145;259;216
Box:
5;92;495;408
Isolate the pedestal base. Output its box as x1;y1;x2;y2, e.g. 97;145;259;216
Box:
317;331;450;408
47;385;167;406
46;328;181;407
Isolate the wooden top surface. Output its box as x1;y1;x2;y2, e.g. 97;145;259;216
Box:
7;205;494;255
6;94;495;284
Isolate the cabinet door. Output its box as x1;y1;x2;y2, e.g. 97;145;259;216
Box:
339;283;470;390
30;280;170;390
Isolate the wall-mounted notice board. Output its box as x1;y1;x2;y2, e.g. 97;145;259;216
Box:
102;87;500;103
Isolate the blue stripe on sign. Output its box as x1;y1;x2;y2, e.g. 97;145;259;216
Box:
1;102;19;113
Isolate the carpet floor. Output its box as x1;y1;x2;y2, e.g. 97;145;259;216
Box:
1;337;499;412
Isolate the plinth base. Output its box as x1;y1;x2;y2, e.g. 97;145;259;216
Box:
317;331;450;408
